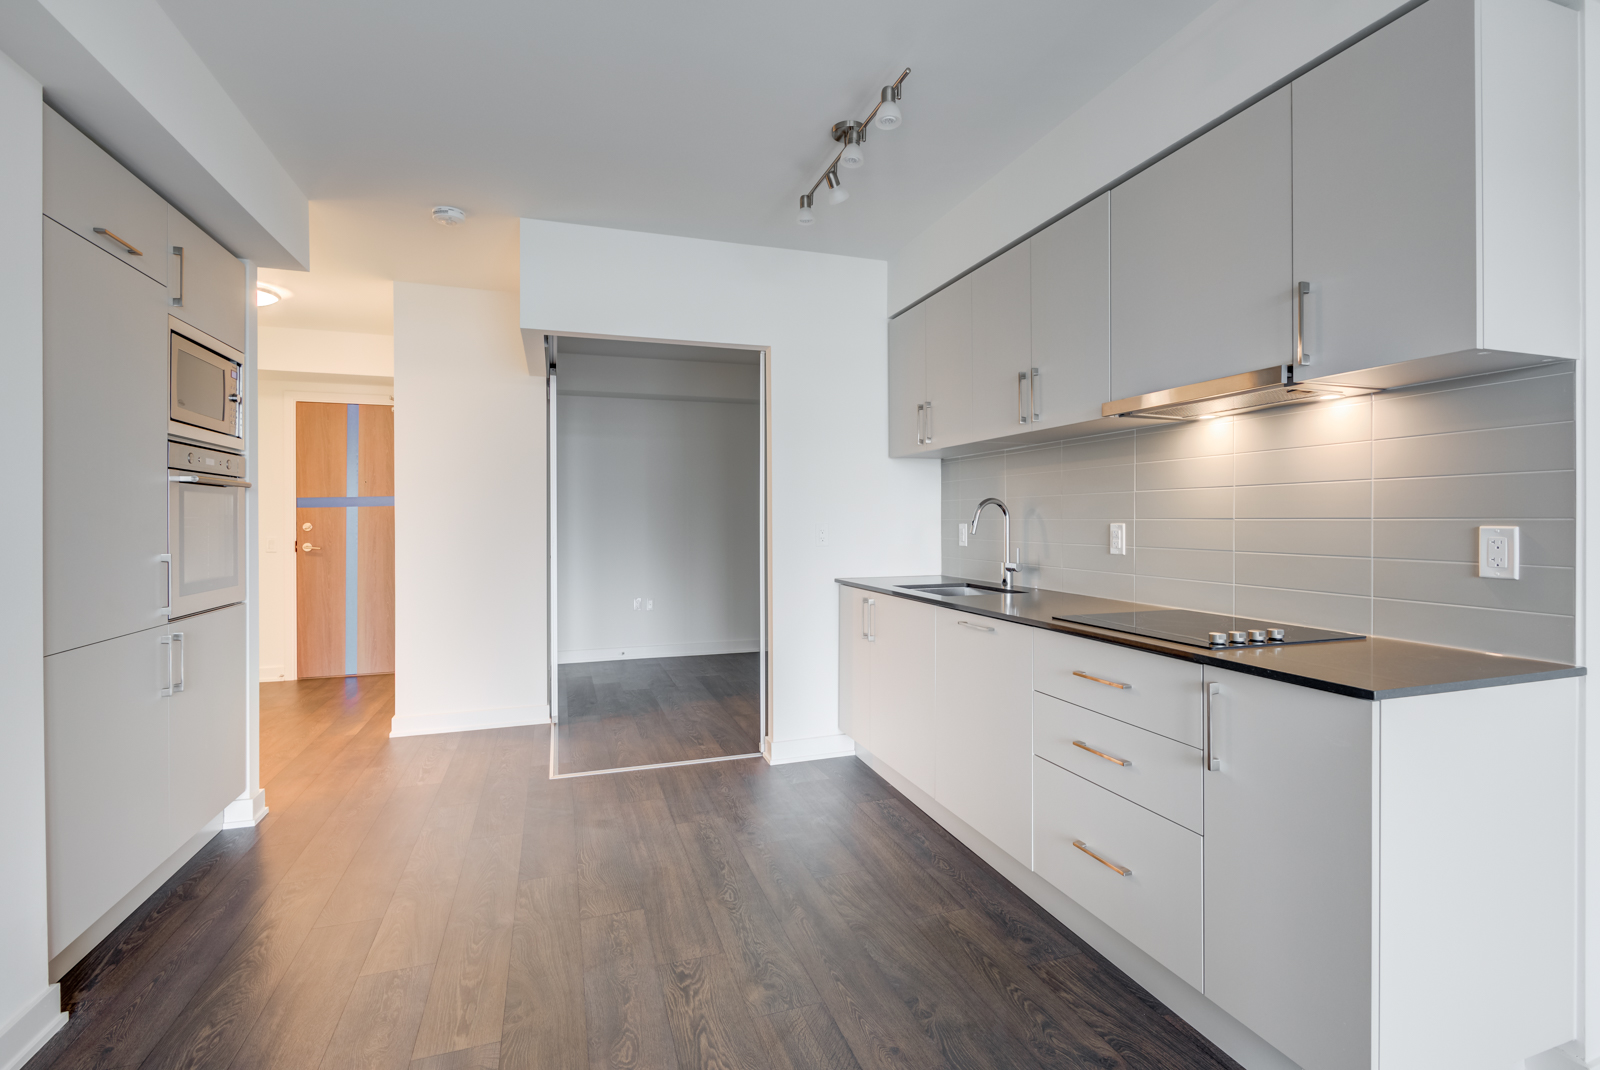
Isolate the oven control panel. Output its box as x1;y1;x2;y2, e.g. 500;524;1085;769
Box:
168;441;247;478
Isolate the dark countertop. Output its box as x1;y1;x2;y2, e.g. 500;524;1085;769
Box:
837;575;1584;701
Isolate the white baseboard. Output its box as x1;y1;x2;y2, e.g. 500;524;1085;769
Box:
854;745;1300;1070
49;808;225;982
0;985;66;1070
388;702;551;738
768;732;856;765
258;664;288;682
223;788;268;829
557;639;759;664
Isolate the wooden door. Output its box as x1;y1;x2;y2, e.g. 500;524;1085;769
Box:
296;401;394;678
1110;86;1292;401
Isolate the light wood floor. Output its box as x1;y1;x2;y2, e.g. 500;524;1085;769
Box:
556;653;761;775
29;672;1240;1070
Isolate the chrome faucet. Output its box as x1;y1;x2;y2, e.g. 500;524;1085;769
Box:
970;497;1019;591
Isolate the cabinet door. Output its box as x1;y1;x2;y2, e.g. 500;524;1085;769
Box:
1031;195;1109;428
44;219;170;655
1110;87;1292;402
1203;667;1372;1070
869;595;937;796
1290;0;1477;378
887;304;926;457
44;624;172;959
968;242;1032;440
168;604;246;852
921;277;972;450
169;207;246;353
934;611;1033;863
43;107;167;287
837;587;874;749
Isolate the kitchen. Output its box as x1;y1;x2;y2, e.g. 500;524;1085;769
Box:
0;1;1596;1070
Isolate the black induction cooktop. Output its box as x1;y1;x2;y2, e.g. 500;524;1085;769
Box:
1051;608;1365;650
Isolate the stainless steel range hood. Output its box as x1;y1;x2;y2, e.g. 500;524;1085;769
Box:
1102;365;1379;421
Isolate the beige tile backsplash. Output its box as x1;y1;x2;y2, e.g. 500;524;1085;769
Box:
942;366;1576;662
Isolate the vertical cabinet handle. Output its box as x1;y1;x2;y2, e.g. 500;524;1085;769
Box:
158;552;172;616
1204;681;1221;771
1018;372;1028;425
863;597;878;641
916;403;926;445
1294;280;1312;366
1030;367;1041;422
172;632;186;693
170;246;185;306
924;401;934;443
160;634;174;697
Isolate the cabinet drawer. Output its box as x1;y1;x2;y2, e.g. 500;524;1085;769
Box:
1034;692;1203;834
1035;630;1202;747
1033;756;1202;990
44;108;168;286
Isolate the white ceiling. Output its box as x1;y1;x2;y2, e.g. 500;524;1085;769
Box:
157;0;1214;264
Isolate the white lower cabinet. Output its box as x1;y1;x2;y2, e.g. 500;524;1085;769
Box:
1033;755;1203;989
933;609;1033;864
168;605;247;854
837;587;937;797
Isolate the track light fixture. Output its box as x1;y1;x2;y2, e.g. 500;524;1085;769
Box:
796;68;909;225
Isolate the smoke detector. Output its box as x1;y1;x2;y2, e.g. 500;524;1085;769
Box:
432;205;466;226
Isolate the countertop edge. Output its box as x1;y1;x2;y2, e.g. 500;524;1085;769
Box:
835;578;1586;701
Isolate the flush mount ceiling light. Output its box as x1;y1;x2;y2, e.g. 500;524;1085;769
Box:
256;282;292;307
432;205;467;226
796;68;908;225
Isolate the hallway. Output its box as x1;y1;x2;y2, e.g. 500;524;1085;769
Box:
28;676;1237;1070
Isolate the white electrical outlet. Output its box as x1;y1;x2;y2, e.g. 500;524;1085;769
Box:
1478;525;1519;579
818;527;827;545
1109;523;1126;556
958;522;968;547
645;599;653;610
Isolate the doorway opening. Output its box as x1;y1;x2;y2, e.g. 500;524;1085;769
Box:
545;334;769;777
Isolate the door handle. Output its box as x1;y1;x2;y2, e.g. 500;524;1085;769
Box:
172;632;186;693
158;552;172;616
1018;372;1027;425
1204;681;1221;771
160;634;174;697
170;245;184;306
1073;840;1132;877
1294;280;1312;366
1072;740;1131;767
916;402;926;445
1030;367;1041;421
1073;670;1130;690
924;401;934;443
93;228;143;256
302;543;321;552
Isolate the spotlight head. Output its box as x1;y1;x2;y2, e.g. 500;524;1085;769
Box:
833;120;865;169
825;170;849;206
874;86;902;130
797;194;814;225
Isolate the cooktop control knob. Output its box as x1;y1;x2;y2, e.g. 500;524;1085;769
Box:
1208;631;1228;646
1228;631;1248;644
1268;628;1286;641
1248;629;1267;643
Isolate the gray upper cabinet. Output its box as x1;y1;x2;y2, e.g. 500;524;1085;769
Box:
1110;87;1292;403
1031;194;1109;428
169;206;246;353
922;277;973;451
1291;0;1580;379
887;302;926;458
44;219;169;656
969;242;1032;441
43;107;168;288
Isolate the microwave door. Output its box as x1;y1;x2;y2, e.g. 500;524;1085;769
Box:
171;333;241;436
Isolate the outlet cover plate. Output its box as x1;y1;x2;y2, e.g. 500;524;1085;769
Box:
1478;525;1519;579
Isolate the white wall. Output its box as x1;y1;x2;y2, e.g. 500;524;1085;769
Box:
255;372;394;683
259;326;393;377
890;0;1411;311
391;283;546;736
0;46;65;1070
522;219;941;762
558;388;759;663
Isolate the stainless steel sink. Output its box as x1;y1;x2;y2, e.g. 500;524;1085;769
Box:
897;582;1028;597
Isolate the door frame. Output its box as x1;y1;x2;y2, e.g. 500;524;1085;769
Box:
542;333;773;778
278;390;395;681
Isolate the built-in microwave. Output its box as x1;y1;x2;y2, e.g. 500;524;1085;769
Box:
171;327;242;444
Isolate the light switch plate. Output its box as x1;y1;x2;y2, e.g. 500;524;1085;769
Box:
1478;525;1519;579
958;522;968;547
1109;523;1126;556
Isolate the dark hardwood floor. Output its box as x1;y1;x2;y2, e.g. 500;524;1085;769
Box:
28;671;1241;1070
556;653;761;775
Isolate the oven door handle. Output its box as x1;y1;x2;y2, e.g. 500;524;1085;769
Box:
169;472;252;488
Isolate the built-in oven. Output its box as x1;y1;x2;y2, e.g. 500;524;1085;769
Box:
170;327;243;446
168;442;249;618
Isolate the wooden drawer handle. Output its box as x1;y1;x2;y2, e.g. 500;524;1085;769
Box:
1073;840;1131;877
93;227;144;256
1072;740;1131;767
1073;670;1130;690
